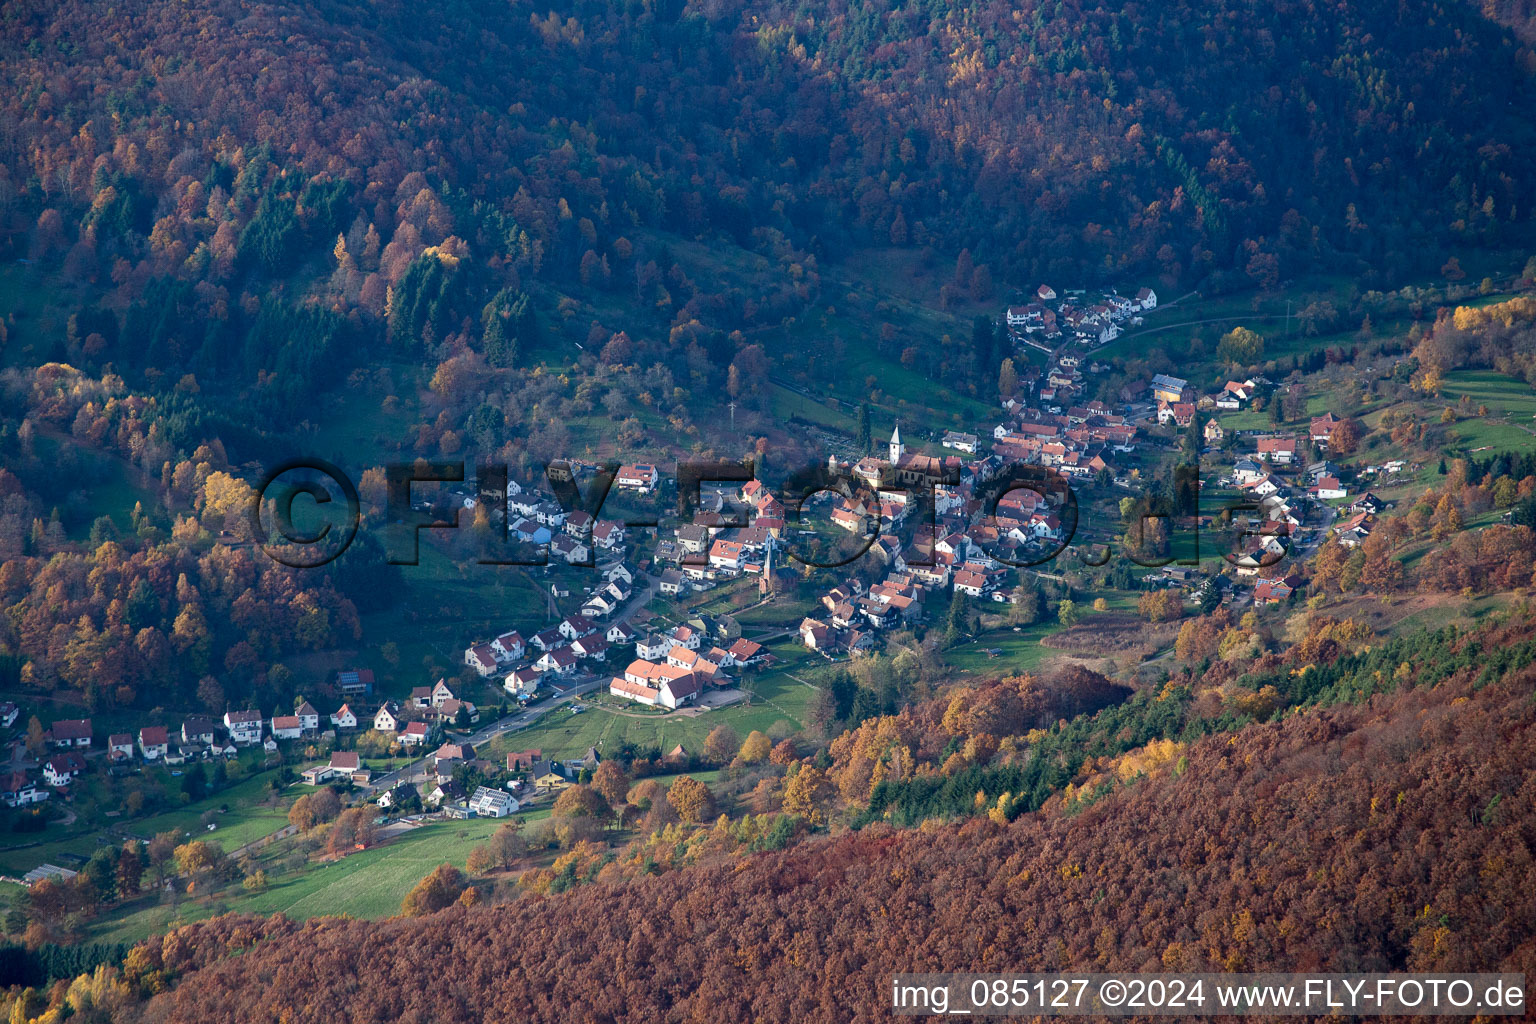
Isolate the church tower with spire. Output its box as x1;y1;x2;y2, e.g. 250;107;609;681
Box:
888;423;904;464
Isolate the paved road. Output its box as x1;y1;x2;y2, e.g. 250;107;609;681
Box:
364;572;660;793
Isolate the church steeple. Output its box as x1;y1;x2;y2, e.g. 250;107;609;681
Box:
888;423;904;464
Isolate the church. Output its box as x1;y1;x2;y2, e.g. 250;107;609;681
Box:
835;424;961;491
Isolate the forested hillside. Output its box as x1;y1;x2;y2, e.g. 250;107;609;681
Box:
26;609;1531;1024
0;0;1532;421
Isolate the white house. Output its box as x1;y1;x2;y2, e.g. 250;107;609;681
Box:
464;643;499;677
223;710;263;746
505;668;540;699
0;772;47;808
1313;475;1347;500
708;539;745;572
941;431;979;454
49;719;93;749
559;615;596;641
270;715;302;741
615;463;659;492
399;721;430;747
636;634;671;660
1256;435;1298;464
373;702;402;732
536;646;578;674
571;635;608;660
593;520;625;549
608;671;700;709
138;726;169;761
669;625;701;651
1232;459;1266;486
468;786;519;818
490;631;525;662
43;754;85;788
330;704;359;730
295;701;321;734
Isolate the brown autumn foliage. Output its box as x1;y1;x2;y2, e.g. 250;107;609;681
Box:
398;864;466;918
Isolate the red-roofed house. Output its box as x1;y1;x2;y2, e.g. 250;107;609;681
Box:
50;719;92;749
616;464;659;492
138;726;169;760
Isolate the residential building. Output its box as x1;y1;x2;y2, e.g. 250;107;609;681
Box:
182;718;216;746
0;772;47;807
505;668;540;699
50;719;92;749
469;786;519;818
942;431;980;453
464;643;499;677
615;463;659;492
138;726;169;760
335;668;375;697
295;701;321;734
223;710;263;745
373;702;402;732
43;753;86;788
1256;434;1298;464
1150;374;1189;404
608;671;701;709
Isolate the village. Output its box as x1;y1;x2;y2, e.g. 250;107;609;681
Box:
0;282;1401;835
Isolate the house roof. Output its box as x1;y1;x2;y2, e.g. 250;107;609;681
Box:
50;719;92;740
271;715;301;730
330;751;361;771
661;673;702;701
139;726;168;745
611;677;660;701
728;638;763;660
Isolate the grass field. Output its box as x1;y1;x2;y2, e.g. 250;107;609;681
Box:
940;621;1062;675
0;756;297;878
1441;370;1536;455
128;775;294;851
85;815;515;945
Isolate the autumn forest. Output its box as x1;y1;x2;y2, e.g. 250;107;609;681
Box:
1;0;1535;1020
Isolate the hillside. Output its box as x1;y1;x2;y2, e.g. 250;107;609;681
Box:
1;0;1533;425
86;610;1536;1023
